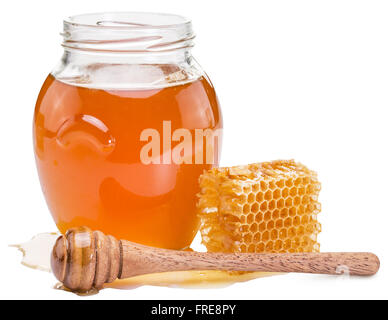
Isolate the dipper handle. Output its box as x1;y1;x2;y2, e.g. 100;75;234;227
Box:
51;227;380;292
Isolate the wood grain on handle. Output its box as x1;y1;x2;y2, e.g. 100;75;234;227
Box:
51;227;380;292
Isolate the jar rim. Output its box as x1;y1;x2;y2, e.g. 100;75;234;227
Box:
64;12;191;30
62;12;195;53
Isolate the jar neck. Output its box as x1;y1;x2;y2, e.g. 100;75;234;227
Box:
62;46;193;65
62;12;195;62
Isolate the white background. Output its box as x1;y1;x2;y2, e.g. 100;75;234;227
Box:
1;0;387;299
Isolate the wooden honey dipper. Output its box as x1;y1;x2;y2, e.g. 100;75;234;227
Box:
51;226;380;292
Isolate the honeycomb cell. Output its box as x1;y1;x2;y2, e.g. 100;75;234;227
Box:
294;177;302;186
269;181;277;190
257;243;265;252
268;200;276;210
243;233;252;243
277;199;285;209
198;160;321;253
275;219;283;229
279;228;287;239
285;197;293;207
302;236;309;247
276;180;285;188
250;223;258;232
273;189;281;199
248;193;255;203
306;223;314;233
243;185;251;193
274;240;283;251
286;179;293;187
288;227;296;238
256;192;264;202
265;241;274;251
252;184;260;193
272;209;280;219
280;208;288;218
239;194;247;203
253;232;261;242
284;217;292;227
292;238;301;249
255;213;262;223
264;190;272;200
293;197;301;206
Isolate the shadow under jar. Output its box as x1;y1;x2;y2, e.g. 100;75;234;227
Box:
33;12;222;249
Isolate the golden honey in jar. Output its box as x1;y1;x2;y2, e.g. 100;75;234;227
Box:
33;13;222;249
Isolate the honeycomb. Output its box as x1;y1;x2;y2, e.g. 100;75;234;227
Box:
197;160;321;253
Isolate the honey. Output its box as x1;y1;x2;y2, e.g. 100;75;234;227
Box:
34;74;222;249
105;270;277;290
198;160;321;253
11;232;59;272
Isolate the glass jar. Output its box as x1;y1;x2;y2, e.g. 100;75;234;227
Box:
33;12;222;249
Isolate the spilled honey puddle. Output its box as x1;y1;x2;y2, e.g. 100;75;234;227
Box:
10;232;59;272
12;233;280;293
53;282;100;296
106;270;277;290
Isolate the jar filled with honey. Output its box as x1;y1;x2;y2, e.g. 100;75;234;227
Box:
34;12;223;249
